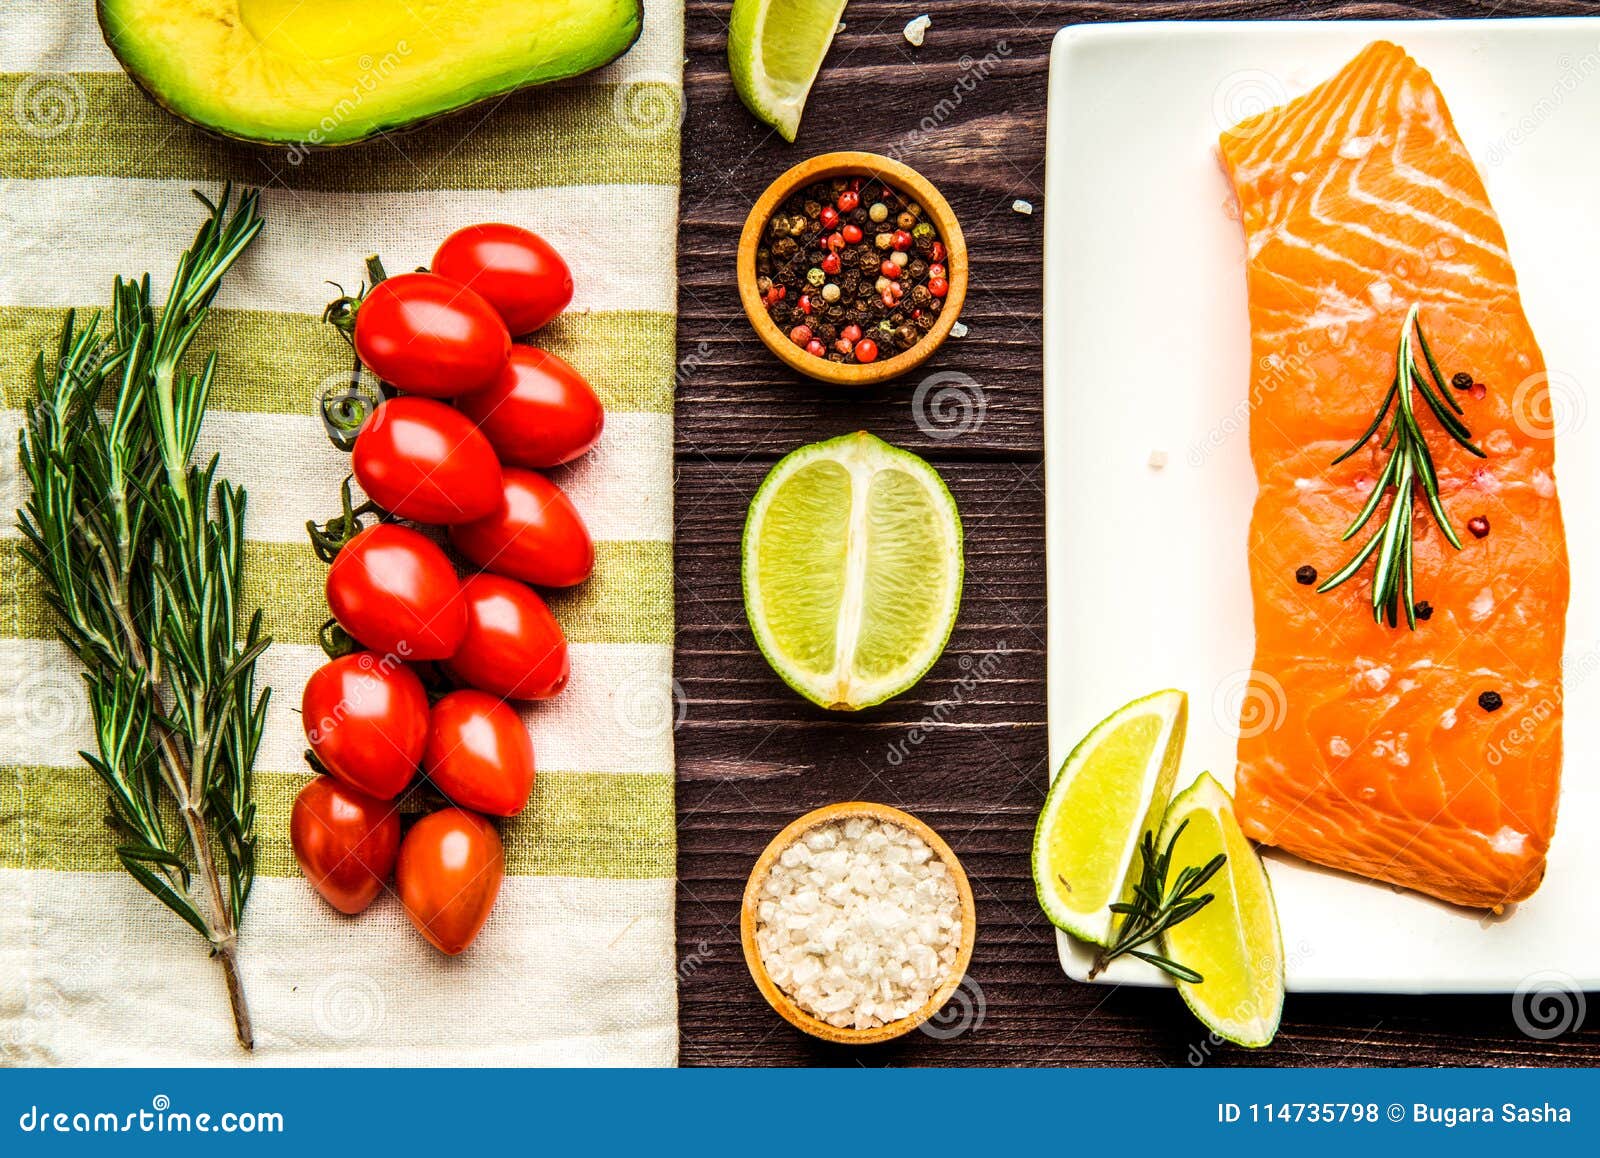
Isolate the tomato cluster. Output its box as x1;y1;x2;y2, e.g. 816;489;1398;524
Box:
291;223;600;956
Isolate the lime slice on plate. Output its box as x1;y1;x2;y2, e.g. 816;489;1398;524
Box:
728;0;849;141
742;431;962;710
1159;772;1284;1048
1032;690;1188;946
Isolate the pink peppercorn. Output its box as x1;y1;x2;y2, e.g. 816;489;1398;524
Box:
789;324;811;346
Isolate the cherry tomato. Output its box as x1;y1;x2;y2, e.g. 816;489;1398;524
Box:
302;652;430;799
424;690;535;816
327;524;466;660
445;573;569;701
352;397;503;524
396;808;504;955
290;776;402;914
432;223;573;336
453;346;604;469
449;469;594;588
353;272;510;397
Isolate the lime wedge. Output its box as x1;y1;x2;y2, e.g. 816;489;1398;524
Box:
728;0;848;141
1159;773;1284;1048
742;432;962;710
1032;690;1187;946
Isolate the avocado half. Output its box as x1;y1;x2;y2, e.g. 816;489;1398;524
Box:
97;0;644;148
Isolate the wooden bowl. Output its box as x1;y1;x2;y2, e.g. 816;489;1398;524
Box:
737;151;968;387
740;801;977;1046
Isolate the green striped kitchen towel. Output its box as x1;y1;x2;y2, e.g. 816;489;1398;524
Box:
0;1;681;1065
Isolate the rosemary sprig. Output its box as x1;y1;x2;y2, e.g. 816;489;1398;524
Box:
1087;821;1226;983
15;186;271;1049
1317;304;1483;629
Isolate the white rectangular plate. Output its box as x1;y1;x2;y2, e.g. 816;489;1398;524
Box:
1043;19;1600;993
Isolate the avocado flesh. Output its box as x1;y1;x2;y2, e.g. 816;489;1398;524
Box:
97;0;645;146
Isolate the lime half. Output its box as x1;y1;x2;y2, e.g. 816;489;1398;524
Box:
1032;690;1188;946
742;432;962;710
1159;773;1284;1048
728;0;848;141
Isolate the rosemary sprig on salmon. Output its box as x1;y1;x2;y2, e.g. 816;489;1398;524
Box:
1316;304;1484;629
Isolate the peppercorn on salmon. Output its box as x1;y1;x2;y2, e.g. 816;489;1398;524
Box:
1220;41;1568;910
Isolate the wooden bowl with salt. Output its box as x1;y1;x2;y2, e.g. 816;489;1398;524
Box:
740;801;978;1046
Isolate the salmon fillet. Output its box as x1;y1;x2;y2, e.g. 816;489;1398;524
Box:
1220;42;1568;910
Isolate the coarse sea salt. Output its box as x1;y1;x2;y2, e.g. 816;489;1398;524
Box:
754;817;962;1030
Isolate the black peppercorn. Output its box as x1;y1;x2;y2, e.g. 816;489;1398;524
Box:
1415;601;1434;621
1451;372;1473;390
1478;690;1503;712
1295;565;1317;585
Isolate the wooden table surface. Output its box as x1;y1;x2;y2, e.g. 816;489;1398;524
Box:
673;0;1600;1066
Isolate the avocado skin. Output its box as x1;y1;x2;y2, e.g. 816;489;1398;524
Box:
95;1;646;150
